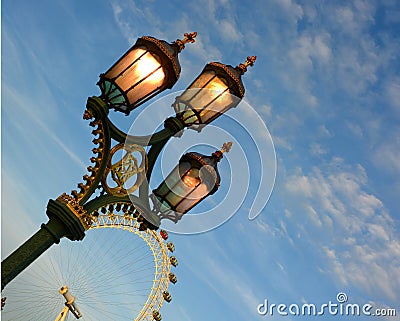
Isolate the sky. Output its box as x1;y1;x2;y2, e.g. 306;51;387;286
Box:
1;0;400;320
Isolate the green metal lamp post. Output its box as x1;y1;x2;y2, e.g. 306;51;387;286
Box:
1;31;256;291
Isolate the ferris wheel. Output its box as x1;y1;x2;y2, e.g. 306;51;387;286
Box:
1;200;178;321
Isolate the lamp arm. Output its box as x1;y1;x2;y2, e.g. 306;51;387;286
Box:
138;137;171;209
83;194;131;213
107;118;176;146
91;93;185;146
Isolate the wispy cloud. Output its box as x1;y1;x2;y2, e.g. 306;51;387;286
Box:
371;131;400;174
284;158;400;303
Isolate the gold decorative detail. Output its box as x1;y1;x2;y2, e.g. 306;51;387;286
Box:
174;32;197;52
83;110;93;120
102;143;148;196
211;142;233;163
71;116;106;201
220;142;233;154
236;55;257;74
57;193;94;230
209;62;245;97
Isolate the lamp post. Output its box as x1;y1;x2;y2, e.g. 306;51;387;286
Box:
1;31;256;291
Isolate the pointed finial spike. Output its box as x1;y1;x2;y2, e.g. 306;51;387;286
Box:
212;142;232;161
175;32;198;52
245;55;257;67
183;32;197;43
221;142;233;154
236;55;257;74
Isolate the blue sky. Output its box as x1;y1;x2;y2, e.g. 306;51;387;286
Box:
2;0;400;320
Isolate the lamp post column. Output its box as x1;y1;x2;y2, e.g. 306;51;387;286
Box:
1;196;88;290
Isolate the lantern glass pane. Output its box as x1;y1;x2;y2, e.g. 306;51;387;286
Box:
164;168;199;206
174;71;215;125
156;162;190;197
199;165;218;190
164;191;183;209
119;51;164;89
154;159;220;215
178;70;216;109
174;166;213;213
126;75;162;104
123;51;165;101
105;47;146;79
175;183;209;213
191;75;229;111
106;47;166;106
176;72;234;126
198;76;233;123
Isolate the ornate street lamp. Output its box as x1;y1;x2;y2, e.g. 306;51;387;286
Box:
1;30;256;312
152;142;232;223
98;32;197;115
173;56;256;131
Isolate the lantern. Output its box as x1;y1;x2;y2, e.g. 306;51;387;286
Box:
152;142;232;223
98;32;197;115
173;56;256;131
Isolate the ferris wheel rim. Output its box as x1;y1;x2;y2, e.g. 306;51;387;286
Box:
88;207;173;321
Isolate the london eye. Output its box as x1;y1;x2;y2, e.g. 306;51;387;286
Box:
1;201;177;320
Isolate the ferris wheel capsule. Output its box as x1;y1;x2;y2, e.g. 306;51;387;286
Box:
166;242;175;252
160;230;168;240
162;291;172;302
170;256;178;267
169;273;177;284
152;310;162;321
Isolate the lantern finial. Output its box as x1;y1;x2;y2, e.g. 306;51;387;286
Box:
213;142;233;161
236;55;257;74
174;32;198;52
221;142;233;154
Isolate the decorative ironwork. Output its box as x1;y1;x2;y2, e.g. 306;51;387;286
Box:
236;55;257;74
102;143;148;196
174;32;197;52
221;141;233;153
57;193;94;230
71;108;108;203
